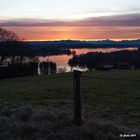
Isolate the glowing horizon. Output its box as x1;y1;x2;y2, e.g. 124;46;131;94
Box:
25;38;140;42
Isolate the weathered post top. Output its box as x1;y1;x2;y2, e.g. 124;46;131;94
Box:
73;70;82;78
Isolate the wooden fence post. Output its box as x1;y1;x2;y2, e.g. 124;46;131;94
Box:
73;70;82;125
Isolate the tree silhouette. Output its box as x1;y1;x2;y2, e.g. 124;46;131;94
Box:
0;27;39;79
0;27;20;65
0;27;34;65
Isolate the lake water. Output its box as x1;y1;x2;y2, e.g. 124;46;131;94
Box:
38;48;138;73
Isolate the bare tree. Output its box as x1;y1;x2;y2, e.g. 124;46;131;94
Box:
0;27;19;42
0;27;20;65
0;27;31;65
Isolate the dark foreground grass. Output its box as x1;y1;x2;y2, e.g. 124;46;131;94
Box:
0;105;139;140
0;70;140;139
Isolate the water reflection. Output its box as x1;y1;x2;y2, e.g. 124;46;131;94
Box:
38;48;138;73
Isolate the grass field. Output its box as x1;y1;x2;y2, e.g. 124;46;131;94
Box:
0;70;140;139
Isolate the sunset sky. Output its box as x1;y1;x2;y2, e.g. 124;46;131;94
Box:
0;0;140;41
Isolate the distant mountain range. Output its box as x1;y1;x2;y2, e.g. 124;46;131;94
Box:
26;39;140;49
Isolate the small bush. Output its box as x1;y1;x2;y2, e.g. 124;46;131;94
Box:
14;105;34;121
31;110;56;122
0;106;13;117
79;119;138;140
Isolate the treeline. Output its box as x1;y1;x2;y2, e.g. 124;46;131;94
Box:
0;62;38;79
26;41;72;55
0;62;57;79
0;27;56;79
68;49;140;70
40;62;56;74
30;47;71;56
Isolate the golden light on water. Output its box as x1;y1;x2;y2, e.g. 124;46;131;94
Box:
38;48;138;72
